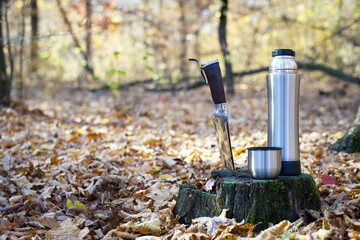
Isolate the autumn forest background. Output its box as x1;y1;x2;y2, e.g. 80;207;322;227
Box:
0;0;360;239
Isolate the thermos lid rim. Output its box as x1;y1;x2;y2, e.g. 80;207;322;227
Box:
247;146;282;151
272;49;295;57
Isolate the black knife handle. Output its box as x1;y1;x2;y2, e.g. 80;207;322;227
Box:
203;62;226;104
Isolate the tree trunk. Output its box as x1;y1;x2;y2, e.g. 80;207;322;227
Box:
85;0;93;80
329;105;360;153
30;0;38;74
0;0;8;105
179;0;187;85
193;1;202;60
19;0;26;99
218;0;234;94
4;0;13;106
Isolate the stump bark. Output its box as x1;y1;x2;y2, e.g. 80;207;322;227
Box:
329;105;360;153
174;169;320;230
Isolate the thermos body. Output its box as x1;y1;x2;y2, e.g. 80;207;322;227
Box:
267;49;301;175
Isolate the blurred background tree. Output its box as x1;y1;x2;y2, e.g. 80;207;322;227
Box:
0;0;7;104
0;0;359;92
0;0;359;151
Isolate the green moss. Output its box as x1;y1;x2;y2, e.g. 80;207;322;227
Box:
350;126;360;153
243;180;291;231
211;169;236;178
222;177;242;184
293;179;304;197
308;177;321;209
245;211;255;223
214;196;226;216
302;173;313;178
181;183;196;190
214;183;227;216
241;174;321;231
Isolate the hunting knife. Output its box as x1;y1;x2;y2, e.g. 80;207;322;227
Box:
201;59;235;170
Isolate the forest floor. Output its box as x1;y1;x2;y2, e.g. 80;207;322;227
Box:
0;74;360;239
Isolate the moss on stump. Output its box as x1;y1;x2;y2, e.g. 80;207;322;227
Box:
174;169;320;231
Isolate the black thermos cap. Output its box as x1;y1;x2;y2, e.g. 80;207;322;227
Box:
272;49;295;57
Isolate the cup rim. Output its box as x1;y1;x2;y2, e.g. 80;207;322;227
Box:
247;146;282;151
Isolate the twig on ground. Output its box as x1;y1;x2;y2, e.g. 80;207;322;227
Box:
0;202;24;212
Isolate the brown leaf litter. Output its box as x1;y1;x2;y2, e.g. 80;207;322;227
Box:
0;78;359;239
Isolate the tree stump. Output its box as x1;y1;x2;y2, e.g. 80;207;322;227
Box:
174;169;321;230
329;105;360;153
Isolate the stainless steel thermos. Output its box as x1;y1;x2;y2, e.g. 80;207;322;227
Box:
267;49;301;175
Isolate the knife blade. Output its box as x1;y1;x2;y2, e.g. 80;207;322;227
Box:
201;59;235;170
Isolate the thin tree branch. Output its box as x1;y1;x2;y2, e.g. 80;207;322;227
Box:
146;62;360;92
55;0;94;77
329;17;360;39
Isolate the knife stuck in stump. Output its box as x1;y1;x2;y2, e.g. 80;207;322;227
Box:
189;58;235;170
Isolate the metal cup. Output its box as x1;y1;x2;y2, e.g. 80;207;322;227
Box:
248;147;282;179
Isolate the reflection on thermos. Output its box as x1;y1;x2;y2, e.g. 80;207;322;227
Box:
267;49;301;175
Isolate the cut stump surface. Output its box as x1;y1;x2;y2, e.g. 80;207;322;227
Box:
174;169;321;230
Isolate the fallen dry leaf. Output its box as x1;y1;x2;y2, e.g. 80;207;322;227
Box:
228;223;255;236
116;218;162;236
348;229;360;240
319;175;340;185
255;220;290;240
292;228;332;240
173;232;210;240
203;178;216;192
45;218;89;240
191;209;237;236
30;212;59;229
